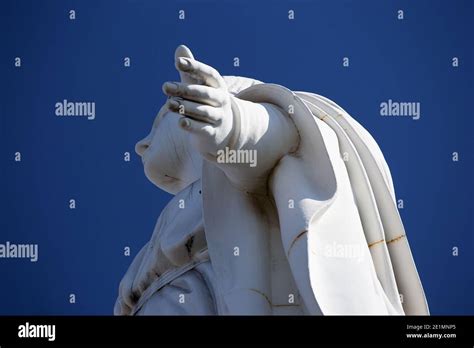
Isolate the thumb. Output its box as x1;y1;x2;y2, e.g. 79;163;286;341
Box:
174;44;196;84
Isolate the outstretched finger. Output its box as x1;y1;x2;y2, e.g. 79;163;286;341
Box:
175;57;226;89
172;114;216;138
168;98;220;124
162;82;226;107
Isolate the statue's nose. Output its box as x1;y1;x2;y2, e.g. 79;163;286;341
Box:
135;137;150;157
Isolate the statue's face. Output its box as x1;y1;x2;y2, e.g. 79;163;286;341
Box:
135;106;202;194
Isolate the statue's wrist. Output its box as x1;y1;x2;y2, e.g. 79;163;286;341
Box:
226;95;242;151
226;96;264;152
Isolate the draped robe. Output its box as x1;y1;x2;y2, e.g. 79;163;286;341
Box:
114;77;429;316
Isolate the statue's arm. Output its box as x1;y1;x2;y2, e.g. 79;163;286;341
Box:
214;98;299;192
162;57;299;192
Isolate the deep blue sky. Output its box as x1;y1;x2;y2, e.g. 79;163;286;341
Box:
0;0;472;315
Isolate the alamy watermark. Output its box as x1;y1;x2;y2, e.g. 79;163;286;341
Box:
0;241;38;262
18;322;55;341
216;147;257;168
55;99;95;120
380;99;420;120
323;241;364;263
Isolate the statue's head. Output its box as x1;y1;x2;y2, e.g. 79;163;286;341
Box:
135;45;262;194
135;104;203;194
134;45;201;194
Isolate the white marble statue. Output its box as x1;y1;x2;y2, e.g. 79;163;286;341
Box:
114;45;429;315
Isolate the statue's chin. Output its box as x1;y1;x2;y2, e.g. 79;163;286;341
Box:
144;167;187;195
140;140;201;195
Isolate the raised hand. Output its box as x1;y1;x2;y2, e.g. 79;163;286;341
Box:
162;50;234;159
162;45;299;193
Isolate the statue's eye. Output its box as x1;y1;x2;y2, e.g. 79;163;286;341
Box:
152;113;164;129
152;107;167;128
